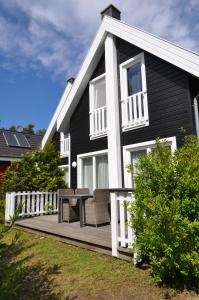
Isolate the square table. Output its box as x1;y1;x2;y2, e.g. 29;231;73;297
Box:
58;194;92;227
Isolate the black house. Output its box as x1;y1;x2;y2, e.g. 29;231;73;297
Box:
42;5;199;192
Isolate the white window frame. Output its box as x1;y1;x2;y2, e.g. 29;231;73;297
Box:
120;52;149;131
77;149;108;190
89;73;107;140
59;164;70;187
123;136;177;188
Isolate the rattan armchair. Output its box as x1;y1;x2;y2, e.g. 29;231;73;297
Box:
58;188;79;223
84;189;110;226
75;188;90;195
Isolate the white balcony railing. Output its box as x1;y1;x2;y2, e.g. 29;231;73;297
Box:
121;91;149;131
60;136;70;157
90;106;107;139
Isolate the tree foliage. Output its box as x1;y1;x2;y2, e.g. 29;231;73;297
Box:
2;142;66;192
1;124;46;136
129;135;199;289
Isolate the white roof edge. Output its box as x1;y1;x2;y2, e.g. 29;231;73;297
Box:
46;15;199;140
56;21;106;131
41;81;73;148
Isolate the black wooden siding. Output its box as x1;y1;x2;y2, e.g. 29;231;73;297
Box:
54;38;198;188
70;54;107;188
116;38;195;148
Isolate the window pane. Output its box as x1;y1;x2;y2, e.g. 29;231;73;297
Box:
96;155;109;188
82;157;93;192
131;149;147;188
94;77;106;109
61;167;69;186
127;62;142;96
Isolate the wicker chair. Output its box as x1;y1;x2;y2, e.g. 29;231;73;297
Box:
84;189;110;226
75;188;90;195
58;188;79;223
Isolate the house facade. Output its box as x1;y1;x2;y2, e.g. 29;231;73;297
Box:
0;129;42;183
42;5;199;192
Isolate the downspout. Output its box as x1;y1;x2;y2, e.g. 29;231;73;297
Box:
193;95;199;139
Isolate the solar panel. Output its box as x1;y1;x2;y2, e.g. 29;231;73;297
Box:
3;131;19;147
3;131;31;148
15;132;30;148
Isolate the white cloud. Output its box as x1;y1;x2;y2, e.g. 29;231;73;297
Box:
0;0;198;82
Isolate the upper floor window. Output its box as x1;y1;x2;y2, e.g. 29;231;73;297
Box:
60;132;70;157
120;52;149;131
89;74;107;139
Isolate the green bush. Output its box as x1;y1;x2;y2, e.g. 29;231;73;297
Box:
129;135;199;289
2;142;66;192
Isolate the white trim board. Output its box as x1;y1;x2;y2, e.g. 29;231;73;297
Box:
42;15;199;148
123;136;177;188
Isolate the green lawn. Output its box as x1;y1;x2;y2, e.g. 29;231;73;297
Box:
1;226;198;300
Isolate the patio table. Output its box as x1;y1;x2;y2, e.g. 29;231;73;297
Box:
58;194;92;227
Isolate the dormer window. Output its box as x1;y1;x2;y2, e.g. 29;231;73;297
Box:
120;52;149;131
89;74;107;139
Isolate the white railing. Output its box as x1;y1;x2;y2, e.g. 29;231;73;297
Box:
60;137;70;157
5;191;58;222
121;91;149;130
110;190;136;263
90;106;107;139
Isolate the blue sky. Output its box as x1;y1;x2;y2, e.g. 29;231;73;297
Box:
0;0;198;131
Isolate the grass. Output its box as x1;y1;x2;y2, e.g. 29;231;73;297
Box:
1;226;199;300
0;198;198;300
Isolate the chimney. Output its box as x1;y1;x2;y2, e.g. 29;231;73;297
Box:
100;4;121;20
67;77;75;84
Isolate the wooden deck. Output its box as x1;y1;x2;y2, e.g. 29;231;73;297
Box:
15;214;112;253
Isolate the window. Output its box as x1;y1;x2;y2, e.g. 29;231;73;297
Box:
60;132;70;157
82;157;93;193
131;149;147;188
120;52;149;131
78;150;109;192
89;74;107;139
123;137;177;188
127;62;142;96
60;165;69;186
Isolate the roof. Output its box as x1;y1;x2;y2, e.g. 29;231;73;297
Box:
42;15;199;148
0;129;42;160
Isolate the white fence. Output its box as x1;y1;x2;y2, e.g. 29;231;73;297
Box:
121;91;149;130
110;190;136;263
90;106;107;138
5;191;58;222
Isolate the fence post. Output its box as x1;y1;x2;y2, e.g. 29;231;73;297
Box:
5;192;15;222
111;192;119;257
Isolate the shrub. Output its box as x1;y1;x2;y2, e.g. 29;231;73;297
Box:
129;135;199;289
2;142;66;192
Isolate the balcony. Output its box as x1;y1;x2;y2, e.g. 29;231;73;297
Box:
121;91;149;131
89;106;107;139
60;134;70;157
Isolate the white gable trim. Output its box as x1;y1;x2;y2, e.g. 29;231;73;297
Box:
106;17;199;77
42;15;199;147
41;81;73;148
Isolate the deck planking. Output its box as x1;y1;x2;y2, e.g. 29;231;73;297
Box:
15;214;112;249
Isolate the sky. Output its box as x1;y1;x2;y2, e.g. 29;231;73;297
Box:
0;0;198;131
